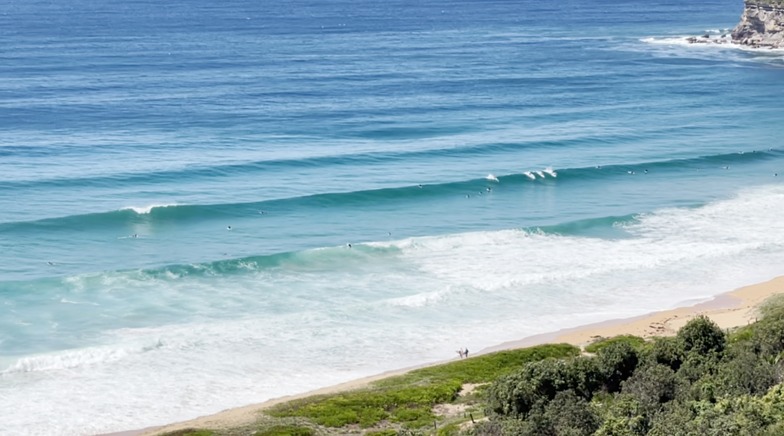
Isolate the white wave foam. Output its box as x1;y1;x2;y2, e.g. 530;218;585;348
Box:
1;340;164;374
535;170;545;178
523;171;536;180
543;167;557;178
485;173;499;182
6;186;784;435
59;298;99;306
640;34;784;54
121;203;177;214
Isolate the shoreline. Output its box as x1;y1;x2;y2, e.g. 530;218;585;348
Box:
111;275;784;436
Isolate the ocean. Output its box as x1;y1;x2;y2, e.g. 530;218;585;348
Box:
2;0;784;434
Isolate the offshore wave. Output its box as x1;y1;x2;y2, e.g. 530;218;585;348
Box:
0;149;780;231
0;124;752;189
0;139;574;189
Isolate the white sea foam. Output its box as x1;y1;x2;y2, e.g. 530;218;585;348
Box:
543;167;557;177
121;203;177;214
1;340;164;374
4;185;784;435
523;171;536;180
485;173;499;182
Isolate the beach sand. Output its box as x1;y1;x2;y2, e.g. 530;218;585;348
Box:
115;275;784;436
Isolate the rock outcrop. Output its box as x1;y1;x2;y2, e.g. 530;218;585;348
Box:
732;0;784;48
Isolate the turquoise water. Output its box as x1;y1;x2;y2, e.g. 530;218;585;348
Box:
2;0;784;434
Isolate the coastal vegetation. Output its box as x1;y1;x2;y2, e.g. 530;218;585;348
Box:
160;297;784;436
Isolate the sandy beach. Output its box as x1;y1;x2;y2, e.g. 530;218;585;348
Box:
118;275;784;436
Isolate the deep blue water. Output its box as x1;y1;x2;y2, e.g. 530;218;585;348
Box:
2;0;784;434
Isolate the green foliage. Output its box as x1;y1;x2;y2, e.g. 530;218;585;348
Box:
677;315;726;356
541;390;601;435
379;343;580;387
269;344;578;429
644;336;683;371
159;430;215;436
714;348;779;397
621;363;678;413
594;395;647;436
365;431;398;436
436;422;461;436
585;335;647;354
254;425;315;436
597;341;639;393
485;355;602;419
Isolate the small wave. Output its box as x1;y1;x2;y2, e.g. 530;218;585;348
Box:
59;298;99;306
1;340;164;374
1;148;780;232
121;204;178;215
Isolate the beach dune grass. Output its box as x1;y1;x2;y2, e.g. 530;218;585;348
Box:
266;343;579;429
584;334;647;354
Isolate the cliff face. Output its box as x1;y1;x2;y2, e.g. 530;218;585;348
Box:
732;0;784;47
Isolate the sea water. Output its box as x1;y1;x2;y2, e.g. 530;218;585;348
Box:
2;0;784;434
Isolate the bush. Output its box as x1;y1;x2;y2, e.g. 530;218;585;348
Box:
271;344;578;428
621;364;678;413
486;359;568;418
543;390;601;436
644;336;683;371
566;356;604;400
593;395;647;436
677;316;726;356
597;341;639;393
254;425;315;436
714;348;779;397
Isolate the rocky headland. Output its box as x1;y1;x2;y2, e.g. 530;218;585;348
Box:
688;0;784;48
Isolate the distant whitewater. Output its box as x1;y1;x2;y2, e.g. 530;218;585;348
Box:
2;0;784;434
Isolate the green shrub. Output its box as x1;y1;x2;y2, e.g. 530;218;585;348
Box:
160;430;215;436
644;336;683;371
621;364;678;413
270;344;578;429
597;341;639;393
365;431;398;436
543;390;601;435
254;425;315;436
714;348;779;397
677;315;726;356
593;395;647;436
566;356;604;400
486;356;598;418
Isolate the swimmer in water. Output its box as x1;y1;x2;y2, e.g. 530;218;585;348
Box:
227;225;232;230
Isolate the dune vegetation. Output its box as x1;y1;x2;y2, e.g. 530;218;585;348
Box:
161;296;784;436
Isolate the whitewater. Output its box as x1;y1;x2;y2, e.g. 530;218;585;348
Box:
2;0;784;434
